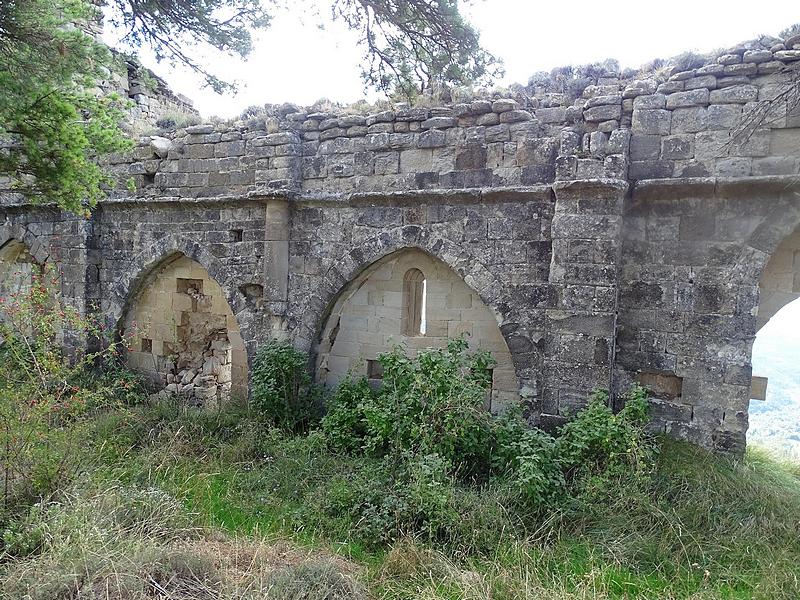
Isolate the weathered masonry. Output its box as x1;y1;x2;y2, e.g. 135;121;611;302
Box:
2;32;800;453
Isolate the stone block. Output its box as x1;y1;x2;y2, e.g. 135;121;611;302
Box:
586;94;622;108
417;129;447;148
713;157;751;177
623;79;657;98
632;109;671;134
723;63;757;76
707;104;741;130
671;107;707;133
492;98;518;113
684;75;717;91
476;112;501;126
500;110;533;123
769;129;800;154
607;129;630;154
751;156;799;175
709;85;758;104
629;160;673;179
694;130;730;160
421;117;457;129
584;104;622;122
665;89;710;109
516;138;559;165
478;124;506;143
536;106;567;123
661;135;695;159
630;135;661;160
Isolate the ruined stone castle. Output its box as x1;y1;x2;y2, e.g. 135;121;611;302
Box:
2;30;800;453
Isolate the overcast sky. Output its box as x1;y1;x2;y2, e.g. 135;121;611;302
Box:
106;0;800;119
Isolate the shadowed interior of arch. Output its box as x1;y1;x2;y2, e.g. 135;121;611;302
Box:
314;247;520;413
120;252;248;405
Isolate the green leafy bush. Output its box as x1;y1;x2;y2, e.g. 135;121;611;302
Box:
246;339;657;548
307;451;459;547
490;412;566;507
556;385;656;500
321;376;374;453
251;340;323;432
323;338;497;476
0;265;146;517
318;340;657;544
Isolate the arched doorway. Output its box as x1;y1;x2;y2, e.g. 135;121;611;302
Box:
749;299;800;457
121;253;248;406
750;225;800;456
315;248;520;413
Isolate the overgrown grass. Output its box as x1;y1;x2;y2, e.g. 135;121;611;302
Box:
0;480;365;599
34;398;795;599
1;322;799;598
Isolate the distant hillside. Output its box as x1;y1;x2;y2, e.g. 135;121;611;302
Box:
749;300;800;458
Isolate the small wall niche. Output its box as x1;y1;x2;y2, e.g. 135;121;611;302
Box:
636;371;683;400
230;229;243;242
177;278;203;294
367;359;384;380
141;337;153;353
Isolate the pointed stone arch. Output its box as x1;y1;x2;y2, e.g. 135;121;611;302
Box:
104;235;248;334
727;187;800;334
110;237;253;404
308;238;534;414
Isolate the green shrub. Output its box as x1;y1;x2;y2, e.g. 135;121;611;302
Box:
556;385;656;498
0;265;146;517
490;411;566;507
316;340;657;545
307;451;459;547
322;376;374;453
321;338;497;476
251;340;323;432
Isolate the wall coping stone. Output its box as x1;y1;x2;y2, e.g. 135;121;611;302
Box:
633;175;800;202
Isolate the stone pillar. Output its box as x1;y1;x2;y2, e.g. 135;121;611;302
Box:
264;198;290;337
540;179;627;427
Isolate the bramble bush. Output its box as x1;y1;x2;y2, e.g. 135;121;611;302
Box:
244;337;658;547
250;340;323;432
0;266;146;519
324;338;497;474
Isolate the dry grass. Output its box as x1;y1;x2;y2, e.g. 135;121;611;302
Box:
0;484;365;600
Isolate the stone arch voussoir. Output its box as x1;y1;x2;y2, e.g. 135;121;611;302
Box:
736;194;800;286
0;226;51;270
298;227;541;405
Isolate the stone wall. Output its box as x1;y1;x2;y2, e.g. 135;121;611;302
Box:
3;29;800;453
77;31;800;206
0;240;40;313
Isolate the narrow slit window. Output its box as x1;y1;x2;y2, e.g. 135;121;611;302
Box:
402;268;426;336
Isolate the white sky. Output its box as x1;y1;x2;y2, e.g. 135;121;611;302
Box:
106;0;800;119
758;297;800;342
